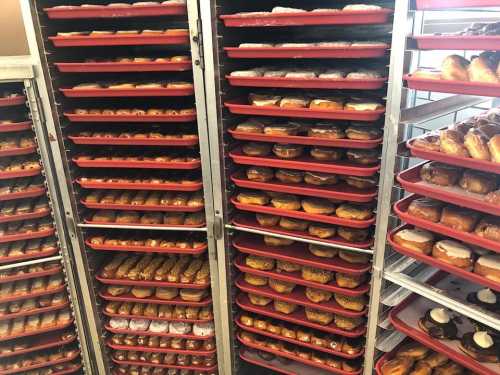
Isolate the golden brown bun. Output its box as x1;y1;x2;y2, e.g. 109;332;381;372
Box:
396;341;430;360
407;198;443;223
256;213;280;227
304;308;333;325
305;287;332;303
432;240;473;269
458;170;496;195
475;217;500;241
245;255;275;271
468;54;499;83
474;255;500;282
488;135;500;163
279;217;308;231
242;142;271;157
279;97;309;109
334;293;367;312
337;227;369;243
439;130;470;158
464;129;491;161
301;198;335;215
336;273;365;289
413;134;441;152
393;228;434;254
334;315;364;330
440;206;479;232
180;289;206;302
248;293;272;306
441;55;469;81
413;69;442;80
336;203;372;220
308;224;336;238
247;166;274;182
271;194;301;210
237;191;269;206
308;244;338;258
263;235;295;246
272;144;304;159
310;147;343;161
338;250;369;264
268;278;296;294
304;172;338;186
309;98;343;110
276;260;301;273
275;169;304;184
244;272;268;286
302;266;333;284
420;161;462;187
264;123;300;136
420;352;449;368
273;300;297;314
409;362;432;375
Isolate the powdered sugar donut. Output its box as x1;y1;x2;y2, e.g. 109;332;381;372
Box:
193;322;215;337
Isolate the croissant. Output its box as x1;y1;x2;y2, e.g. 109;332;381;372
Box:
441;55;469;81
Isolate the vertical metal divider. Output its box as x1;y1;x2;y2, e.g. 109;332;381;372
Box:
19;1;109;373
362;0;410;373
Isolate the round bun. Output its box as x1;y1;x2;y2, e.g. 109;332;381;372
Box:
310;147;343;161
248;293;272;306
273;144;304;159
308;224;336;238
305;287;332;303
279;217;308;231
301;198;335;215
393;228;434;254
334;293;367;312
256;213;280;227
407;198;443;223
338;250;370;264
420;162;462;187
336;203;373;220
247;166;274;182
308;244;338;258
432;240;473;269
271;194;301;210
244;272;268;286
263;235;294;247
474;255;500;282
242;142;272;157
275;169;304;184
304;172;338;186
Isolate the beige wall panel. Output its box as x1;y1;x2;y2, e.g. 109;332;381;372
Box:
0;0;29;56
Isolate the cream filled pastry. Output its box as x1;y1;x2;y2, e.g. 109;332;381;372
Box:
474;254;500;282
460;331;499;362
418;307;457;339
467;288;499;312
432;240;473;269
393;228;434;254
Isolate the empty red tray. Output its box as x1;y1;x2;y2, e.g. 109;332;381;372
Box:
49;33;189;47
0;96;25;107
0;319;73;343
229;148;380;177
0;168;41;180
99;290;212;307
0;228;55;244
55;60;191;73
225;44;388;59
107;340;215;356
0;146;36;158
226;75;386;90
228;128;382;148
0;246;58;266
61;87;194;98
103;310;211;324
0;331;76;359
0;302;69;322
225;99;385;122
232;214;374;249
111;358;217;372
45;3;186;18
236;293;366;337
407;138;500;175
86;240;207;255
405;74;500;98
413;35;500;51
0;187;46;201
105;325;214;340
0;209;50;224
0;284;65;304
0;121;31;133
394;194;500;254
73;158;201;170
416;0;500;9
76;178;202;192
69;135;198;147
64;112;196;123
96;274;209;289
0;266;62;284
231;172;377;202
81;200;203;213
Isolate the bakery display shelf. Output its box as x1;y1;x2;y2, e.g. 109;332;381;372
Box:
389;290;499;375
76;178;203;192
0;331;76;359
0;121;32;133
231;197;375;228
69;136;198;147
55;61;192;73
0;247;59;266
107;341;216;356
111;358;217;372
49;34;190;47
0;319;74;343
416;0;500;9
388;225;500;292
0;302;69;322
0;147;36;158
234;255;370;296
73;158;201;170
81;200;203;213
235;276;367;317
228;129;382;149
105;325;214;340
45;3;186;19
0;97;25;108
0;285;65;304
405;74;500;98
407;138;500;175
0;349;80;375
225;100;385;122
0;168;41;180
0;228;55;244
60;87;194;98
0;187;46;201
0;266;62;284
236;294;366;337
229;149;380;177
394;194;500;253
95;274;209;289
83;219;206;229
236;332;362;375
235;318;364;359
103;310;212;324
233;235;371;274
0;209;50;224
231;172;377;202
86;240;207;255
64;112;196;123
99;291;212;307
412;35;500;51
226;75;387;91
224;45;388;59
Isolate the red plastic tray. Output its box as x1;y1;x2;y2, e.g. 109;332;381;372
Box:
0;319;74;343
398;162;500;216
225;45;388;59
69;135;198;146
405;74;500;98
84;218;205;229
0;187;46;201
81;200;203;212
390;290;499;375
96;274;209;289
0;349;80;375
76;178;202;192
45;3;186;18
0;266;62;284
231;197;374;228
226;75;386;90
107;340;215;356
105;325;214;340
407;138;500;175
228;128;382;148
388;224;500;291
0;331;76;359
233;235;371;274
73;158;201;170
236;332;361;375
0;247;59;265
55;61;191;73
0;97;25;107
0;228;55;244
112;358;217;372
0;168;41;180
0;147;36;158
0;284;65;304
61;87;194;98
235;317;363;359
394;194;500;254
103;310;211;324
413;35;500;51
0;302;69;322
416;0;500;9
232;214;374;249
0;121;31;133
64;112;196;123
229;148;380;177
231;172;377;202
86;240;207;255
0;209;50;224
236;293;366;337
99;290;212;307
225;99;385;122
234;254;370;296
49;34;189;47
235;276;366;317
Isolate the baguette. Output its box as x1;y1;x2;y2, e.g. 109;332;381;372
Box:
101;254;128;278
115;255;140;279
180;259;203;283
154;257;177;281
167;257;191;282
140;257;164;281
127;254;154;280
194;261;210;285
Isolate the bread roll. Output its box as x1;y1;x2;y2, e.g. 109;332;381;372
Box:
441;55;469;81
468;53;499;83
